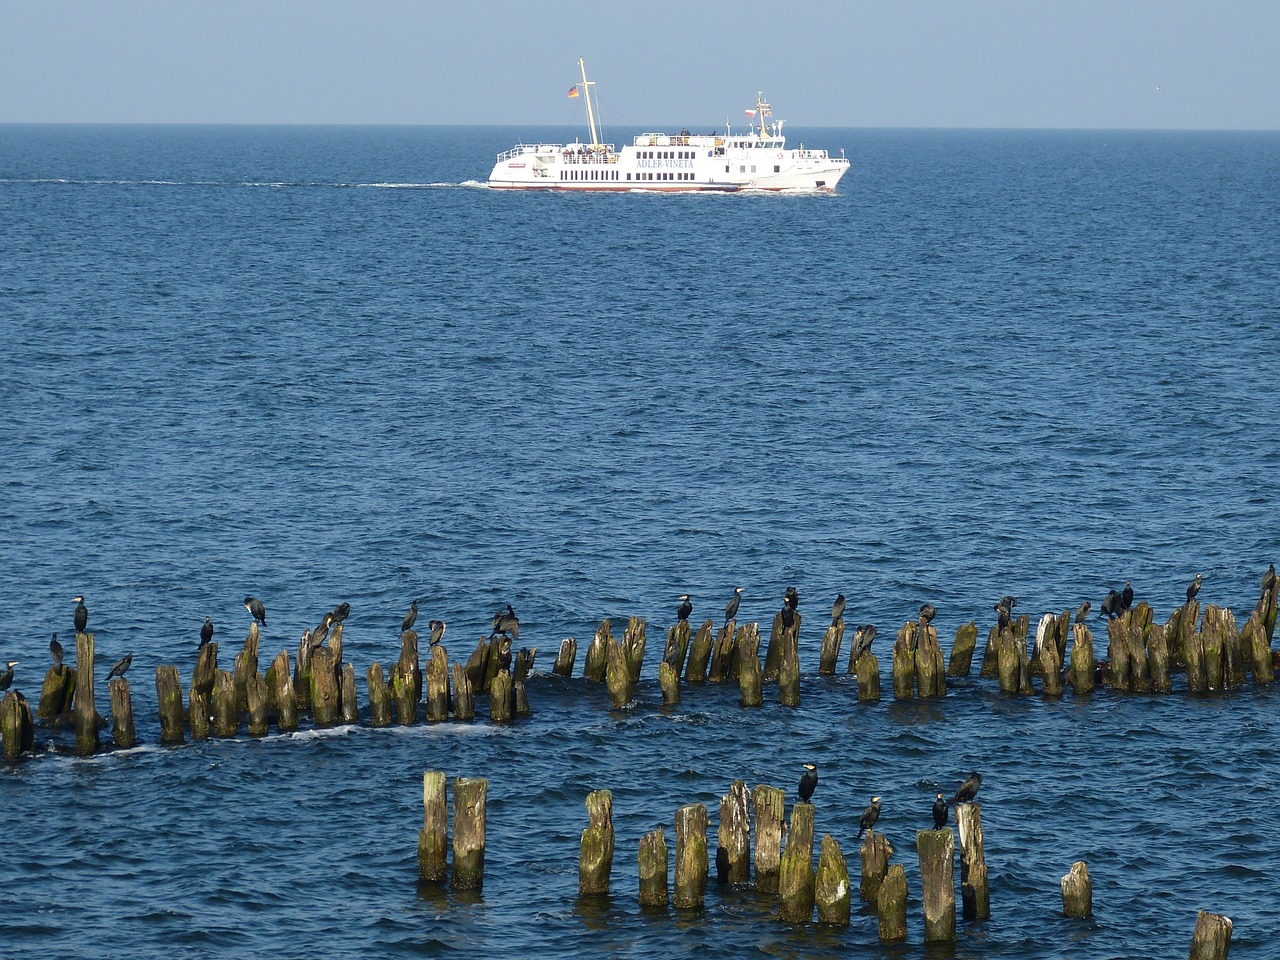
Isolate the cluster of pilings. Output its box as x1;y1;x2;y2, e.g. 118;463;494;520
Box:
416;771;488;890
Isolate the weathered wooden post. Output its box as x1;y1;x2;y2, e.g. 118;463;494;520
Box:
673;802;708;909
658;662;680;705
293;634;313;713
1257;565;1279;641
604;633;632;709
1206;606;1244;690
74;631;98;756
513;679;529;716
310;647;340;726
917;827;956;943
1243;612;1274;685
553;637;577;677
1189;910;1233;960
480;637;505;693
917;621;946;697
489;672;513;723
708;621;737;683
451;777;487;890
778;626;800;708
1068;623;1095;693
584;620;611;683
578;790;615;896
246;673;269;736
957;802;989;920
267;650;298;732
418;770;448;883
892;622;917;699
339;663;358;724
947;621;979;676
512;646;536;683
739;623;763;707
1;692;35;761
1061;860;1092;917
192;640;217;699
189;689;210;740
367;663;392;726
717;780;751;885
856;648;881;702
393;656;419;725
685;619;713;682
38;661;76;721
877;863;908;942
638;827;669;909
154;665;184;744
463;638;487;692
425;645;450;722
1040;614;1066;696
622;616;646;683
232;622;260;713
1149;621;1172;693
979;625;1001;679
815;835;851;925
859;829;894;903
1107;611;1133;691
107;676;136;748
211;669;237;736
753;784;785;894
763;611;785;681
451;664;474;721
778;801;816;922
817;620;844;675
663;623;689;676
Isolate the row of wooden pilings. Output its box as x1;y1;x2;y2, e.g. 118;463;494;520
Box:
413;773;1234;958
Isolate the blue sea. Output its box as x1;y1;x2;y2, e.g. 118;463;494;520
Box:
1;123;1279;959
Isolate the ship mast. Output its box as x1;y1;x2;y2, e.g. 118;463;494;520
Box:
579;57;600;148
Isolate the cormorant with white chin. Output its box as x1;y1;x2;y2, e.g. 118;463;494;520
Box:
725;587;743;625
856;796;881;840
932;792;949;828
244;596;266;626
73;596;88;634
798;763;818;803
677;594;692;623
200;617;214;648
1186;573;1203;603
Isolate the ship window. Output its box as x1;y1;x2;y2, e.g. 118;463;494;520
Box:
774;165;780;173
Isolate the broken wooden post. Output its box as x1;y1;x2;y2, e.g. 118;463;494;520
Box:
451;777;487;890
451;664;474;720
1040;615;1065;696
663;621;691;676
817;619;844;675
957;802;989;920
622;616;646;683
917;621;946;697
211;670;237;736
367;663;391;726
753;784;785;894
232;622;260;713
708;620;737;683
1205;605;1243;690
578;789;615;896
738;623;763;707
192;640;217;699
877;863;908;942
489;672;513;723
763;611;786;681
512;646;536;683
673;802;708;909
1149;621;1172;693
107;677;136;748
38;661;76;721
658;661;680;705
1061;860;1091;917
425;645;449;722
418;770;448;883
1189;910;1232;960
892;621;916;699
947;621;979;677
463;639;487;698
856;648;881;702
309;647;340;725
604;632;632;708
779;801;816;922
246;673;269;736
1257;565;1279;641
638;827;669;909
514;679;529;716
1068;623;1095;694
189;689;210;740
717;780;751;885
1;692;35;761
1243;612;1274;685
155;665;184;744
815;835;851;925
859;828;893;903
685;619;714;682
778;625;800;707
74;631;98;756
267;650;298;732
480;637;504;693
584;620;611;683
917;827;956;943
293;634;313;713
552;637;577;677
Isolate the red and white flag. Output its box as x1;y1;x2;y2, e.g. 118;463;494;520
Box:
744;109;756;117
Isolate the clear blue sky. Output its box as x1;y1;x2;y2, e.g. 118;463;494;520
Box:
2;0;1277;129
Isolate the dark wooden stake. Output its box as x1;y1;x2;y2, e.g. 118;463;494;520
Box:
623;616;647;683
584;619;611;683
856;649;881;702
778;624;800;707
1068;623;1095;694
673;802;708;909
38;664;75;721
107;676;136;748
552;637;577;677
309;647;340;726
269;650;298;732
578;789;615;896
451;664;474;720
718;779;751;885
957;802;989;920
1189;910;1233;960
489;672;513;723
451;776;487;890
232;622;260;713
917;622;946;697
74;631;98;757
339;663;358;724
192;640;217;699
779;801;816;922
188;689;210;740
892;622;917;699
1061;860;1092;917
685;619;714;682
425;645;449;722
739;623;763;707
1149;621;1172;693
155;665;184;744
917;828;956;942
211;669;237;736
638;827;669;909
1;692;35;761
246;673;269;736
815;834;851;925
658;661;680;705
663;621;690;676
708;620;737;683
398;629;422;703
817;619;845;675
763;611;786;682
947;621;979;677
877;863;908;941
605;633;632;708
753;784;785;894
859;829;893;904
367;663;392;727
418;770;447;883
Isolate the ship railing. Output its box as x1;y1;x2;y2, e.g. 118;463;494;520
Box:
558;144;619;164
496;143;564;162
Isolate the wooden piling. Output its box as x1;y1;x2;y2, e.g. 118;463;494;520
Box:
892;622;917;699
1068;623;1095;694
717;779;751;885
211;669;237;737
398;630;422;704
489;672;513;723
367;663;392;727
38;664;76;721
917;622;946;697
1189;910;1233;960
763;611;786;681
947;621;979;677
638;827;669;909
604;633;632;709
480;637;504;693
293;634;313;712
74;631;98;756
685;619;714;682
1258;566;1280;641
917;828;956;943
817;620;844;675
451;664;474;720
980;625;1001;679
708;621;737;683
673;802;708;909
425;645;450;722
232;622;260;713
1243;612;1273;685
189;689;210;740
269;650;298;732
192;640;218;698
738;623;763;707
658;662;680;705
553;637;577;677
418;770;448;883
877;863;908;942
1;692;35;761
1207;605;1244;690
779;801;816;922
155;665;184;744
107;677;136;748
957;802;989;920
778;626;800;708
578;789;615;896
1149;621;1172;693
584;620;611;683
1061;860;1092;917
451;776;487;890
663;621;690;676
392;658;419;725
512;646;536;683
622;616;647;683
859;829;894;903
339;663;358;724
246;673;269;736
856;649;881;702
815;835;851;925
753;784;786;894
309;647;340;726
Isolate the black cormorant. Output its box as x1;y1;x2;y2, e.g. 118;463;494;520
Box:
0;661;15;691
73;596;88;634
953;772;982;804
919;603;937;626
200;617;214;648
932;792;949;828
830;593;846;626
105;653;133;681
50;633;63;666
490;605;519;640
780;603;796;629
497;638;513;673
1120;581;1134;612
312;611;334;646
1186;573;1203;603
994;602;1011;630
1075;600;1091;624
998;595;1018;612
1264;563;1277;591
856;796;881;840
725;587;743;625
1101;589;1120;619
849;625;878;663
798;762;818;803
428;620;446;646
784;586;799;611
402;599;419;633
677;595;692;623
332;602;351;624
244;596;267;626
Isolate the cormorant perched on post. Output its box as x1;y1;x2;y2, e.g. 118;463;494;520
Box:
848;624;878;663
932;792;949;828
1264;563;1277;591
952;772;982;804
50;633;63;666
677;595;692;623
490;605;519;640
830;593;846;626
725;587;743;625
497;638;513;673
73;596;88;634
856;797;881;840
244;596;266;626
1075;601;1091;624
798;763;818;803
0;661;16;691
105;653;132;680
332;602;351;624
1101;589;1120;619
780;601;796;630
998;595;1018;612
428;620;446;646
1186;574;1203;603
784;586;799;611
401;599;419;633
200;617;214;648
312;611;334;646
1119;581;1134;612
919;603;937;626
994;601;1011;630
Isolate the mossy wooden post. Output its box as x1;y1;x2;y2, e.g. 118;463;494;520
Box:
154;665;184;744
753;784;785;894
1040;620;1064;696
392;658;419;725
1148;622;1172;693
673;802;708;909
1211;606;1244;689
997;625;1023;694
38;663;76;720
658;661;680;705
622;616;646;683
1201;606;1228;691
269;650;298;732
418;770;448;883
211;669;237;736
293;635;313;713
860;829;893;903
664;621;691;675
917;828;956;943
232;622;260;713
1;692;35;761
425;645;449;722
1014;615;1034;693
189;689;210;740
685;619;714;682
512;646;536;683
1107;613;1132;691
815;835;851;925
246;673;269;736
708;621;736;683
779;801;816;922
1243;613;1273;685
892;621;917;699
878;863;908;942
856;649;881;702
763;611;785;682
979;625;1001;678
584;620;611;683
451;777;487;890
1068;623;1095;693
1189;910;1232;960
818;619;844;675
480;637;505;693
957;802;989;920
718;779;751;885
947;621;979;677
339;663;358;724
107;676;136;748
451;664;474;720
489;672;513;723
739;623;763;707
192;640;217;699
74;631;98;756
513;679;529;716
462;637;487;692
1257;567;1280;641
604;633;632;709
917;622;946;697
1128;603;1154;692
310;647;340;726
639;827;669;909
778;626;800;707
553;637;577;677
1061;860;1091;917
578;789;615;896
367;663;392;727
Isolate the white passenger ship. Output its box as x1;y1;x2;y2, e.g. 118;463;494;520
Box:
488;59;849;193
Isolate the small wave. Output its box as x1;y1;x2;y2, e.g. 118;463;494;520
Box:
284;724;359;741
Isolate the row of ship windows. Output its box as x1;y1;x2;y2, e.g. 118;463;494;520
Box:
559;170;700;181
636;150;696;159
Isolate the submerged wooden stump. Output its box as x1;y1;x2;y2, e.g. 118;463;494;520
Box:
309;648;340;726
673;802;708;909
578;789;615;896
246;673;269;736
425;645;450;722
658;661;680;705
367;663;392;727
1068;623;1095;693
270;650;298;732
778;629;800;707
856;650;881;702
815;835;851;925
947;621;979;677
38;664;76;721
685;619;714;682
1243;612;1274;685
418;770;448;883
1;692;35;761
232;622;260;713
753;784;785;894
708;621;737;683
584;620;611;683
489;672;513;723
892;622;917;699
739;626;763;708
1189;910;1233;960
917;623;946;697
957;802;989;920
877;863;908;942
107;677;136;748
1061;860;1092;917
980;625;1001;679
211;670;237;737
817;620;844;675
917;828;956;943
155;665;184;744
189;688;210;741
553;637;577;677
451;777;488;890
622;616;646;683
604;634;632;708
663;621;691;676
763;611;786;682
340;662;358;724
638;827;669;909
451;664;474;721
74;631;98;756
192;640;218;698
859;829;893;903
512;646;536;683
717;779;751;885
779;802;816;922
392;660;419;726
